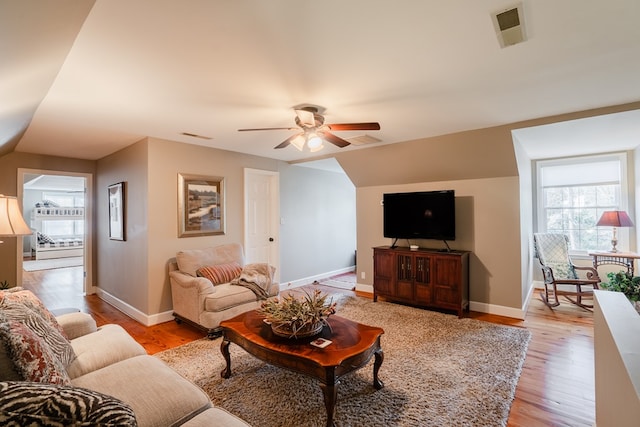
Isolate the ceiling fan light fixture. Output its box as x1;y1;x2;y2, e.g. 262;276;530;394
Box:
309;142;324;153
239;105;379;151
306;133;323;150
290;134;306;151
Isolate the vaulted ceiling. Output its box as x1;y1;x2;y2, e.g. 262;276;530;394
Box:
2;0;639;162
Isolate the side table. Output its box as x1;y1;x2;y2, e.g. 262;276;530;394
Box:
589;251;640;276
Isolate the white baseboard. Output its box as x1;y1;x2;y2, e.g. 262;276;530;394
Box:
468;301;526;320
281;266;355;290
95;288;174;326
355;283;534;320
355;283;373;294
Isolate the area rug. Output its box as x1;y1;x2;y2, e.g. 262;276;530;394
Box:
315;272;356;290
23;256;83;271
155;296;531;427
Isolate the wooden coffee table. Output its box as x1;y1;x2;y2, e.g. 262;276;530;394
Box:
220;310;384;427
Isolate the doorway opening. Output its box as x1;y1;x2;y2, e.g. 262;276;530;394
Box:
17;169;93;307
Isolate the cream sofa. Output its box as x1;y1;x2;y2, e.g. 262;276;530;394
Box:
169;243;279;338
0;290;249;426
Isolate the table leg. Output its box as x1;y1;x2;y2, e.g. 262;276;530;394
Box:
220;338;232;378
373;348;384;390
319;381;338;427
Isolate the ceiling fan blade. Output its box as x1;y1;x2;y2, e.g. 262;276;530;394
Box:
327;122;381;131
238;127;298;132
319;131;351;148
274;133;303;149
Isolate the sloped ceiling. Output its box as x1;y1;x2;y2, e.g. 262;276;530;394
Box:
0;0;95;157
1;0;639;163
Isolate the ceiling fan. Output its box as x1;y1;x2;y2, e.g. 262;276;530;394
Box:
238;106;380;152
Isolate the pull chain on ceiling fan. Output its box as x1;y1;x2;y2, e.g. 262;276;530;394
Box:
238;106;380;151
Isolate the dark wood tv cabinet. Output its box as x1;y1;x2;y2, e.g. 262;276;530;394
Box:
373;246;470;317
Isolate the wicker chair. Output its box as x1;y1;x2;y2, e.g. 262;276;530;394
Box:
533;233;601;310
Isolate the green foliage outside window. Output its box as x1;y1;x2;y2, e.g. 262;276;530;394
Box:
601;271;640;302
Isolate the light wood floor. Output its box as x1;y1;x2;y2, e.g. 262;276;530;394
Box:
22;266;595;427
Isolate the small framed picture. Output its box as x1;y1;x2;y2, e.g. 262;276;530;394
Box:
108;182;125;241
178;173;225;238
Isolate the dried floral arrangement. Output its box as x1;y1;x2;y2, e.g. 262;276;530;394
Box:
259;289;337;338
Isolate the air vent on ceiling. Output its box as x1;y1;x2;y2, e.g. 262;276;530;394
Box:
347;134;382;146
181;132;212;140
491;3;527;48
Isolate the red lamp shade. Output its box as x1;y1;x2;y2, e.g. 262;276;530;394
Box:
596;211;634;228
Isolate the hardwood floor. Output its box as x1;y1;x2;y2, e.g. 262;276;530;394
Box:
22;266;595;427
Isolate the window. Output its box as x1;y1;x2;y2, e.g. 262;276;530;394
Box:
536;153;628;253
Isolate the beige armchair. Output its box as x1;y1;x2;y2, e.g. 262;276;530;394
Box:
169;243;279;338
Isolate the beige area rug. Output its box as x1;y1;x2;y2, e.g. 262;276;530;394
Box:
155;296;531;427
23;256;83;271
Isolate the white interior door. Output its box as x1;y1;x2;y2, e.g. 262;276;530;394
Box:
244;168;279;281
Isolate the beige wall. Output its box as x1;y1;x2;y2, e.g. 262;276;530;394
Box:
145;138;279;315
513;135;534;306
279;163;357;283
336;125;519;188
343;101;640;315
0;152;96;288
339;121;525;315
357;176;522;311
96;137;280;318
96;139;149;312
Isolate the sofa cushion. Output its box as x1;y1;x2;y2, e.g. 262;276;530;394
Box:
181;407;250;427
67;324;146;379
0;318;71;385
204;284;258;312
56;312;98;340
176;243;244;277
196;262;242;285
0;296;76;368
72;355;212;427
0;381;137;426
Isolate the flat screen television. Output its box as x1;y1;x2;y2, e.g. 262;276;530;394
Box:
383;190;456;243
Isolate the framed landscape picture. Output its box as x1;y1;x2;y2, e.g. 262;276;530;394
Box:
108;182;125;241
178;173;225;237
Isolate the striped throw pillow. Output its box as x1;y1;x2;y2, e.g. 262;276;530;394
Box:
196;262;243;285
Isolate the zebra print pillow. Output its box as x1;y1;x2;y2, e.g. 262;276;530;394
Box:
0;381;137;426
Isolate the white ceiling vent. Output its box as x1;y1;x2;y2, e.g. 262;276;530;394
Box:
491;3;527;48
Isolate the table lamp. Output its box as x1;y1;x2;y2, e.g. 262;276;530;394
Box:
0;194;32;244
596;210;634;253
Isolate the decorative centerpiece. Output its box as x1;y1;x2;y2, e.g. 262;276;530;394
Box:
259;289;337;339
